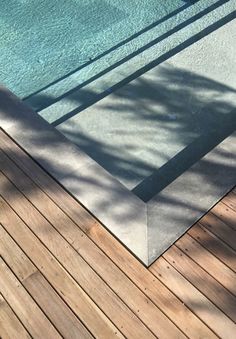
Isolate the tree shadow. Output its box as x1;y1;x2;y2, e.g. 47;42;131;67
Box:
53;63;236;199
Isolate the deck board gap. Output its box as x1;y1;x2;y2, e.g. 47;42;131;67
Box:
0;223;95;338
0;197;124;338
175;241;236;297
198;221;236;252
187;231;236;273
199;217;236;252
0;257;62;338
0;292;33;339
0;256;64;338
150;257;226;339
161;248;236;322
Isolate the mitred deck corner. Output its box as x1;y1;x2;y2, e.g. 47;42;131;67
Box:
0;129;235;338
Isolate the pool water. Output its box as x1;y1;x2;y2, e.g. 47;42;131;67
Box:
1;0;188;98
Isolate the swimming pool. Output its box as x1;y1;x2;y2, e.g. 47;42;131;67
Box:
0;0;235;265
1;0;190;97
0;1;232;106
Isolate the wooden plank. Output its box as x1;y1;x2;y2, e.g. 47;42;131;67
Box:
188;223;236;272
0;197;123;339
0;141;186;338
24;273;93;339
0;173;157;339
199;212;236;250
176;234;236;295
0;258;62;338
0;294;31;339
150;257;236;339
0;129;216;339
222;191;236;212
0;224;93;339
162;245;236;323
211;201;236;230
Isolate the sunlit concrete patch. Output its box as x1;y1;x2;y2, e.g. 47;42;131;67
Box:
147;132;236;264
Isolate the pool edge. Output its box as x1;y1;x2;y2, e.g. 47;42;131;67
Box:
0;85;235;266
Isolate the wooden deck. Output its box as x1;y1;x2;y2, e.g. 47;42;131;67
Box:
0;129;235;339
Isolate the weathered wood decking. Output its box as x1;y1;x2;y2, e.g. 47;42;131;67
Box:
0;129;235;339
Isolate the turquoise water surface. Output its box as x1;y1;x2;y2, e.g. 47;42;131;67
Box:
1;0;195;97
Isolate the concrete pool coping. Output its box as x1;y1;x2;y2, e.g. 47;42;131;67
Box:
0;85;235;266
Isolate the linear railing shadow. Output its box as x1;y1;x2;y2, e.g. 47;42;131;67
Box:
23;0;193;101
26;0;232;113
48;8;234;126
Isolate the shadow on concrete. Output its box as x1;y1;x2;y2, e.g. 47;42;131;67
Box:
55;64;236;201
